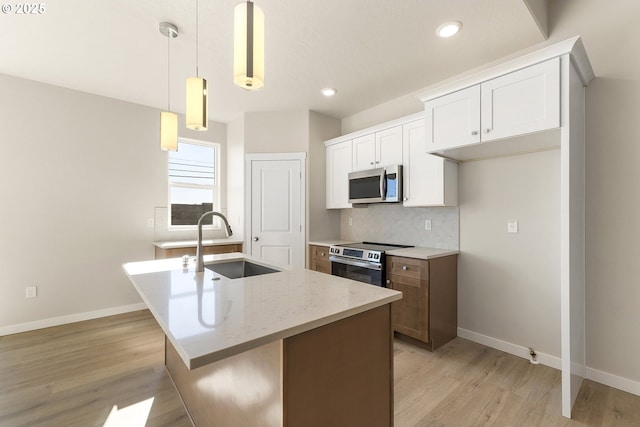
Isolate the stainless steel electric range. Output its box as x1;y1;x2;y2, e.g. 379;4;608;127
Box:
328;242;413;287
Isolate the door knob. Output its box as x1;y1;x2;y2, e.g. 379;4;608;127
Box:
253;237;259;242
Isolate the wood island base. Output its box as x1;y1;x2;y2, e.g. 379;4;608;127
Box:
165;304;393;427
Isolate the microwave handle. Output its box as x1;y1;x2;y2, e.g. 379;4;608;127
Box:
380;169;386;200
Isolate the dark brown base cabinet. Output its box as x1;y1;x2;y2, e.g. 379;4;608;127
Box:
386;254;458;350
308;245;331;274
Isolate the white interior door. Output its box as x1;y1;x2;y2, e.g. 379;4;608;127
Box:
247;155;304;269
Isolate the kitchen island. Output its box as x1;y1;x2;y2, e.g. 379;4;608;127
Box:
123;253;401;427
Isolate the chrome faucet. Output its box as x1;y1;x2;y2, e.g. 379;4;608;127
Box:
196;211;234;272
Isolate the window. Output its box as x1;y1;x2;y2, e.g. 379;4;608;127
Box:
168;139;220;228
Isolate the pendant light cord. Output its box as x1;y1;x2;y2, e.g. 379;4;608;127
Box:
167;32;171;112
195;0;199;78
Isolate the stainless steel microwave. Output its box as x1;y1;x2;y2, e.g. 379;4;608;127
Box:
348;165;403;204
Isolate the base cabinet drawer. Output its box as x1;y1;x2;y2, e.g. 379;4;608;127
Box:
387;254;457;350
309;245;331;274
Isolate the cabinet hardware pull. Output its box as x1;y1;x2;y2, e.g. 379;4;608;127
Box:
484;128;491;133
471;130;478;135
402;266;408;270
370;162;374;165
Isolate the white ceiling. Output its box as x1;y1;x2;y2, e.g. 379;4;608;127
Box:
0;0;547;123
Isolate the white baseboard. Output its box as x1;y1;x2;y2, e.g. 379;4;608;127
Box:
457;327;640;398
457;327;562;370
0;303;147;336
586;367;640;397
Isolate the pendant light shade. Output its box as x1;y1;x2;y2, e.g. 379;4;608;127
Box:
186;77;208;130
159;21;179;151
160;111;178;151
234;1;264;91
186;0;208;131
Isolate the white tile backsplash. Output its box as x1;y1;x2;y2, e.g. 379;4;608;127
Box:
340;204;459;249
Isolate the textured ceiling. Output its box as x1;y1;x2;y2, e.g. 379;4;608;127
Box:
0;0;546;123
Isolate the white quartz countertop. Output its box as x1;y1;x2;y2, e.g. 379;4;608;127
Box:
386;247;459;260
123;253;401;370
308;239;357;246
153;238;244;249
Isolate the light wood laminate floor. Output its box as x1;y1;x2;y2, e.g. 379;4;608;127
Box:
1;310;639;427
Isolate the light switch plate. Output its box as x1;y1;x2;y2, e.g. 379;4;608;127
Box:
425;219;432;231
507;219;518;234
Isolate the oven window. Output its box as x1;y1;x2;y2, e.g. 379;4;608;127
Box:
331;261;384;287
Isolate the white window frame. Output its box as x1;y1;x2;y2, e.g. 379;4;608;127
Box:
168;137;221;231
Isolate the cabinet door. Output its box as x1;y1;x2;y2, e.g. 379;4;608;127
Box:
326;141;353;209
389;275;429;342
352;134;376;171
425;85;480;151
402;119;457;207
375;125;403;168
481;57;560;142
387;256;430;342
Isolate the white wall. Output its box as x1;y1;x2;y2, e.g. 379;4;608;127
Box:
308;111;342;242
0;73;226;331
458;150;560;356
244;110;309;153
226;115;246;237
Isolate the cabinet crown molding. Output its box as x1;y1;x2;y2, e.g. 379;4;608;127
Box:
324;112;423;147
416;36;594;103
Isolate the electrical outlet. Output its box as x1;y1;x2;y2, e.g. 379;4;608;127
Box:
26;286;37;298
147;218;154;228
507;219;518;234
348;217;353;226
424;219;432;231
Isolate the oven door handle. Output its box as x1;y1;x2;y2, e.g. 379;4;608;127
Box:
329;256;382;271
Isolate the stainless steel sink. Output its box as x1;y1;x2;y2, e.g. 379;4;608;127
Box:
205;260;280;279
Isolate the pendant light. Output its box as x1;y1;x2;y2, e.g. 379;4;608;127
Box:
159;22;179;151
186;0;208;131
234;0;264;90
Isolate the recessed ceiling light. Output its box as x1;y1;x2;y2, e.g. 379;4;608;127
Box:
321;88;337;97
436;21;462;38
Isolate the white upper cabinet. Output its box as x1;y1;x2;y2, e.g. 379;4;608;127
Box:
425;85;481;151
481;58;560;141
423;57;560;156
352;133;376;171
403;119;457;207
352;125;403;171
326;140;352;209
375;126;403;168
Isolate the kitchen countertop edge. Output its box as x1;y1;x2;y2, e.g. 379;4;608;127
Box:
386;247;459;260
153;238;244;249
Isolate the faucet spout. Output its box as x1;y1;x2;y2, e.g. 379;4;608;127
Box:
196;211;234;272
